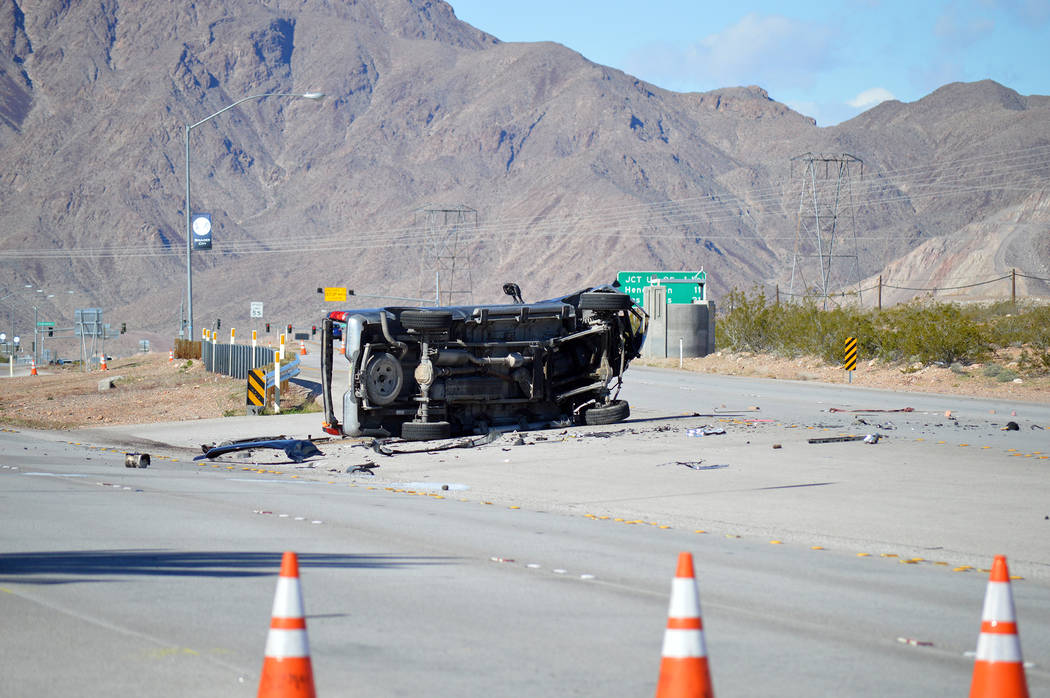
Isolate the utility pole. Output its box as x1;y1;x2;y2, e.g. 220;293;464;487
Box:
789;153;863;308
419;205;477;306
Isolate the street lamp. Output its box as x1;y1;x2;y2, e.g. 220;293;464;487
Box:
184;91;325;340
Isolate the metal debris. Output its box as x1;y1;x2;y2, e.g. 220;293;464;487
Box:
807;435;866;444
371;430;502;456
347;462;378;475
124;453;150;468
828;407;914;413
657;461;729;470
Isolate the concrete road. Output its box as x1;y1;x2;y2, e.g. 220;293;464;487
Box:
1;366;1048;696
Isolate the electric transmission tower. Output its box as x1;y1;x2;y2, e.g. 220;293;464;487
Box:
789;153;863;307
419;205;477;306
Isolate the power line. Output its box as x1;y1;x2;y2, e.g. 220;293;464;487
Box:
1;145;1048;261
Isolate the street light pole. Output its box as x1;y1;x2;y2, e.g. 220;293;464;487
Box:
184;91;324;341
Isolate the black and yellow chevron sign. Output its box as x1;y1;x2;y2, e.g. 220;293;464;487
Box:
246;368;265;407
844;337;858;371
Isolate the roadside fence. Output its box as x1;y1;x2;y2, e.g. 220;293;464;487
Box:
767;268;1050;309
202;341;277;379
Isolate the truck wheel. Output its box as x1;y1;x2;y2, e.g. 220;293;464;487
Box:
363;352;404;406
582;400;630;425
400;309;453;331
400;420;451;441
579;292;632;311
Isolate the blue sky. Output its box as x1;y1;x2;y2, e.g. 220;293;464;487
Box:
448;0;1050;126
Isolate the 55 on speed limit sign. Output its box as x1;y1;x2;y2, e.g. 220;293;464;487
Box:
250;302;264;319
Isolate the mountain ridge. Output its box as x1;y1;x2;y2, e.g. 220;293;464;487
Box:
0;0;1047;343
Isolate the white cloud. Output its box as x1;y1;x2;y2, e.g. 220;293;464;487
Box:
624;13;836;92
847;87;897;109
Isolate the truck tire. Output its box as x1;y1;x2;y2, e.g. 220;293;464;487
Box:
582;399;630;425
400;420;451;441
400;309;453;332
579;292;632;311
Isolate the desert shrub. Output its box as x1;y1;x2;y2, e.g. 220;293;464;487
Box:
718;289;877;363
717;288;779;353
715;291;1012;368
978;302;1050;350
1017;349;1050;375
995;368;1020;382
982;363;1003;378
877;301;990;365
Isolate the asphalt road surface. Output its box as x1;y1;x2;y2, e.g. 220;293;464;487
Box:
1;365;1048;697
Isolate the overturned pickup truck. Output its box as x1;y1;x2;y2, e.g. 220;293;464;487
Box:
320;284;647;440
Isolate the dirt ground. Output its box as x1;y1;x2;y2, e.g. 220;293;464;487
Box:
0;349;1045;431
640;348;1050;402
0;353;315;430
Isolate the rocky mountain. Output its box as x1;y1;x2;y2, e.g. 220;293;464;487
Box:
1;0;1048;352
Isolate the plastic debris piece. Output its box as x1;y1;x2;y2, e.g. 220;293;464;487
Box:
194;438;322;463
897;637;934;647
1003;421;1020;431
863;433;881;444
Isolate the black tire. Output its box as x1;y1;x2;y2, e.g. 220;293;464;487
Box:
583;399;630;425
579;292;632;311
400;309;453;332
400;420;452;441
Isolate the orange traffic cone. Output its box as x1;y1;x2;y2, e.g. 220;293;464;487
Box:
655;552;714;698
29;359;37;376
168;350;174;362
969;555;1029;698
100;355;108;371
259;551;316;698
299;341;307;356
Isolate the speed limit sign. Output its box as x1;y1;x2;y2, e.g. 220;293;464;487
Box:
250;301;263;319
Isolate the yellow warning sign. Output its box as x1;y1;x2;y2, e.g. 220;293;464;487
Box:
844;337;858;371
246;368;265;407
323;287;348;302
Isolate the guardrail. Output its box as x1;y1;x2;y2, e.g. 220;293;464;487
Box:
262;355;300;387
202;342;277;379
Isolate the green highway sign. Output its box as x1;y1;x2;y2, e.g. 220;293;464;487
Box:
617;270;707;307
36;321;55;327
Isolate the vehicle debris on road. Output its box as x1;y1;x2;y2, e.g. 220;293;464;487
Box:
828;407;914;413
807;435;867;444
124;453;150;468
195;438;323;463
686;426;726;437
657;460;729;470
